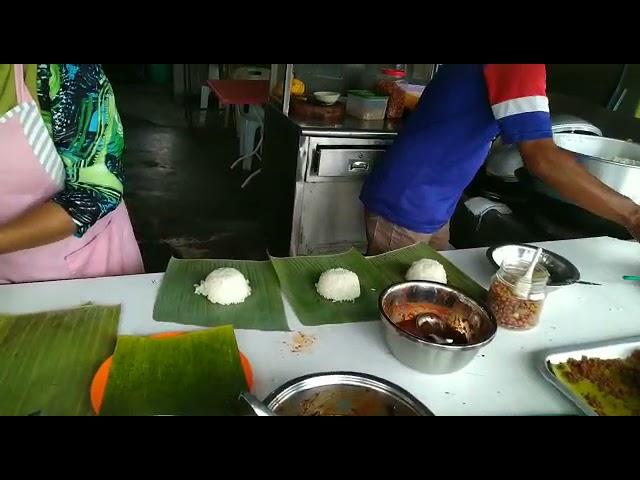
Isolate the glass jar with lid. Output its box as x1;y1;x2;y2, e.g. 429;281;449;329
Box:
376;68;406;119
487;260;550;330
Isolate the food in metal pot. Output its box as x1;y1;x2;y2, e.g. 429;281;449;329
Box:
265;372;433;416
386;301;468;345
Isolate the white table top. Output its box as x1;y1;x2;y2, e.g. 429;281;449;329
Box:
2;236;639;416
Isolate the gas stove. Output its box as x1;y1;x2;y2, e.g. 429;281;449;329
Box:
450;171;631;249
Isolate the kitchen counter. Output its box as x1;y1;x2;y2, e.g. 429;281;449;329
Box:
287;94;640;140
268;103;403;138
2;236;639;416
289;113;402;137
276;93;640;140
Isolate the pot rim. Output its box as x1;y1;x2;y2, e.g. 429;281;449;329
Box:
263;371;434;416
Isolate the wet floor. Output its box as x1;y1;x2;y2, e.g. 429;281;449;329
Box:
115;84;267;272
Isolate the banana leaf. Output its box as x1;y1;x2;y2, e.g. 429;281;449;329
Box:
153;257;288;331
0;305;120;416
367;242;487;304
270;249;388;326
100;326;250;416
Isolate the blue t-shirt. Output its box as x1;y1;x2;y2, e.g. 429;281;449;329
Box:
360;64;553;233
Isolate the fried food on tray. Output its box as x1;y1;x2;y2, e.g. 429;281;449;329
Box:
552;350;640;416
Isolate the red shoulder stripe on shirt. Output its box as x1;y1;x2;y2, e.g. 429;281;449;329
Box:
483;64;547;105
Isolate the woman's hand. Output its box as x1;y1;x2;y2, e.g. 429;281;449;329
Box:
0;201;76;255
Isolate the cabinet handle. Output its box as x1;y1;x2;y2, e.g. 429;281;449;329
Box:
349;161;370;171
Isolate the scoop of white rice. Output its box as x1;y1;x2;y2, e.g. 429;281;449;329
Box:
316;268;361;302
194;267;252;305
405;258;447;284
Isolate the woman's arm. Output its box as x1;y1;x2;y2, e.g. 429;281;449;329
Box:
0;202;76;254
0;64;125;255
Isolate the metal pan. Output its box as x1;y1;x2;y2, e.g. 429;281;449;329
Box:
537;335;640;416
531;134;640;205
263;371;434;416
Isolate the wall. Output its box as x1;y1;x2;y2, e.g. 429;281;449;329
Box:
546;64;626;108
170;64;628;106
173;64;210;97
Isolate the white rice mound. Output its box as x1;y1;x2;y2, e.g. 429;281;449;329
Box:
194;267;252;305
316;268;361;302
405;258;448;284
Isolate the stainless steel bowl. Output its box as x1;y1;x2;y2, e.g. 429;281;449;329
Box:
379;282;497;375
486;244;580;291
263;371;433;416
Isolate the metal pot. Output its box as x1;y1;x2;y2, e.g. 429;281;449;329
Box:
531;134;640;205
263;371;433;416
485;115;602;182
379;282;497;375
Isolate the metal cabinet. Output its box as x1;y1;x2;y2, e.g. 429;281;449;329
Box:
292;136;393;255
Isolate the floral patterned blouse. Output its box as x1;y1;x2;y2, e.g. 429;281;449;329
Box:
37;64;125;237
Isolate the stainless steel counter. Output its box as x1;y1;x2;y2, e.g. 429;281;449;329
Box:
278;92;639;139
261;105;398;256
288;114;403;138
287;94;640;140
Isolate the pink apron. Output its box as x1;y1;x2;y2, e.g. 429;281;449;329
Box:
0;64;144;284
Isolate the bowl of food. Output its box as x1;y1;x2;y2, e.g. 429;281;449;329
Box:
379;282;497;374
313;91;341;106
263;371;433;416
486;244;580;292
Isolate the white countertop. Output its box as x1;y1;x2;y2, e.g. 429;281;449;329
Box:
2;236;639;416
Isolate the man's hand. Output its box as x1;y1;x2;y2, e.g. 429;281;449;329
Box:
519;138;640;239
625;207;640;241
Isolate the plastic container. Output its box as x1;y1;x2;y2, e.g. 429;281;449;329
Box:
346;90;389;120
400;84;426;111
487;260;549;330
376;69;406;119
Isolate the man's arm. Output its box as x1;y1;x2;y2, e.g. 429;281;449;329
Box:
482;64;640;240
519;138;640;239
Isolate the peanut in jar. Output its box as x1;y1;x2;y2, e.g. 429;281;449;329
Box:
487;261;549;330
